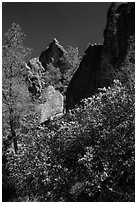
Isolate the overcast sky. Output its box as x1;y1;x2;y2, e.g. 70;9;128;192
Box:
2;2;111;57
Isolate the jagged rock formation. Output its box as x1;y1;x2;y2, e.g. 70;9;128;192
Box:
66;44;103;111
102;2;135;66
100;2;135;86
66;2;135;111
27;57;44;76
25;57;44;96
37;85;64;123
25;3;134;111
39;38;67;70
26;38;67;96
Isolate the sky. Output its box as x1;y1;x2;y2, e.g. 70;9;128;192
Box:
2;2;111;57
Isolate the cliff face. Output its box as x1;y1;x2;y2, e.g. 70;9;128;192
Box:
66;44;103;111
101;2;135;85
66;2;135;111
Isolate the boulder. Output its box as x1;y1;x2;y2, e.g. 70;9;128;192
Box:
38;86;64;123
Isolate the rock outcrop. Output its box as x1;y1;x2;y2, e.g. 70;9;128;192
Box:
39;38;67;70
100;2;135;86
66;2;135;111
27;57;44;76
66;44;103;111
26;38;66;96
25;57;44;96
102;3;135;66
37;85;64;123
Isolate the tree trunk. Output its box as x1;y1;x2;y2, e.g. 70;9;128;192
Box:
10;120;18;154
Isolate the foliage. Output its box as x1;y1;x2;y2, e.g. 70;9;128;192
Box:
41;46;80;95
60;46;80;80
41;63;62;90
76;80;135;201
2;23;34;201
59;46;80;92
2;23;32;150
100;51;135;89
5;79;135;201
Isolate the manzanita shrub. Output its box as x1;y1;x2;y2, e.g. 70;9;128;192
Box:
5;80;135;201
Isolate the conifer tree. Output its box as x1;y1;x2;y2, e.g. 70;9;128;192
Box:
2;23;31;153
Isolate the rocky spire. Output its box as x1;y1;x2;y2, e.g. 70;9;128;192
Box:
39;38;66;70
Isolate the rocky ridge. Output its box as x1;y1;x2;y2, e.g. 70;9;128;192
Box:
25;2;135;111
66;2;135;111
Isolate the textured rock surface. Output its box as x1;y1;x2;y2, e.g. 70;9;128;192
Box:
39;38;66;70
101;2;135;84
25;57;44;96
27;57;44;76
38;86;64;123
102;3;135;65
26;39;66;95
66;2;135;111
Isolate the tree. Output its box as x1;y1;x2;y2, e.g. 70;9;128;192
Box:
2;23;32;154
41;63;62;90
59;46;80;91
6;79;135;201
